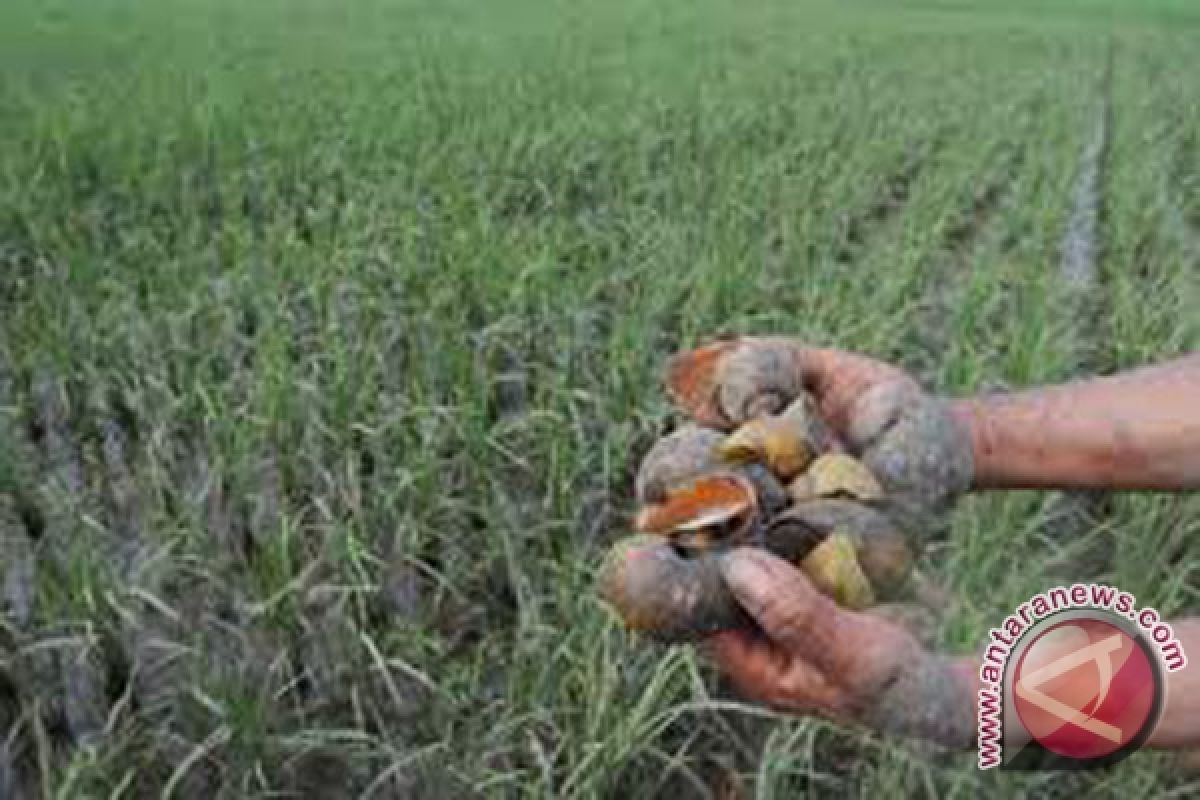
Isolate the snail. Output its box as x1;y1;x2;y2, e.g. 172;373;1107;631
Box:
788;453;884;503
716;394;833;480
600;405;916;642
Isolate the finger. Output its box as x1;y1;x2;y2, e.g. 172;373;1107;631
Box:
704;629;776;675
718;548;860;675
790;345;913;431
845;384;974;520
704;630;787;703
844;381;914;455
705;629;844;714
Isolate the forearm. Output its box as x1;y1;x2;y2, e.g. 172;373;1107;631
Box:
949;355;1200;491
1149;618;1200;748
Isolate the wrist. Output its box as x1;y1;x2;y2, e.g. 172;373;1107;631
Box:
947;397;988;490
862;648;977;749
945;390;1126;491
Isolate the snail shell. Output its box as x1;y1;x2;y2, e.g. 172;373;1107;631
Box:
598;535;747;642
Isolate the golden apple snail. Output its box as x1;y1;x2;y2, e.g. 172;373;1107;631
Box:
600;383;918;642
634;472;757;539
598;535;750;641
635;425;725;504
779;497;913;596
788;453;885;503
799;532;875;609
717;394;833;480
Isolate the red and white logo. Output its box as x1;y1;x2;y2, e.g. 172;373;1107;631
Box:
1012;617;1157;761
977;585;1183;769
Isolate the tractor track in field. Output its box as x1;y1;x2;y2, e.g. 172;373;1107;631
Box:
1060;98;1112;291
1058;43;1114;357
1044;43;1117;579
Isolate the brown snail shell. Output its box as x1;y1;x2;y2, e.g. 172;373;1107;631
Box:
784;498;913;598
717;393;835;479
634;472;757;542
789;453;885;503
664;338;741;428
799;532;875;610
598;534;748;642
719;416;813;480
635;424;725;505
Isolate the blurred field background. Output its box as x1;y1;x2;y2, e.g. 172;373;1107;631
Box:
2;0;1199;796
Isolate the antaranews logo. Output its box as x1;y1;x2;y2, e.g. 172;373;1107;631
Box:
977;584;1187;770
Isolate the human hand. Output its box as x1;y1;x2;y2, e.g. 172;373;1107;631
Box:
707;548;975;748
666;336;974;524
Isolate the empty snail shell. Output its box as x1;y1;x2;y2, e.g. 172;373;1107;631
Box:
598;535;748;642
665;337;807;428
718;416;812;480
664;339;741;429
789;453;885;503
634;472;757;541
800;532;875;610
635;424;725;504
783;498;913;598
717;394;831;480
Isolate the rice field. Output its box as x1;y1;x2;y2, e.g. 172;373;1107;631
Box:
1;0;1199;796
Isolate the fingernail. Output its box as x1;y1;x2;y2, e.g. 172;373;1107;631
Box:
719;551;768;595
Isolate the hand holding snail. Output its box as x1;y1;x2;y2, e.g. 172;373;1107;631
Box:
600;337;966;642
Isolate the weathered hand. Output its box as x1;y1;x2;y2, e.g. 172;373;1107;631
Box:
667;336;974;524
707;548;975;748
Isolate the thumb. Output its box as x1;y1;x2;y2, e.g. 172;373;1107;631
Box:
718;548;835;655
844;381;915;455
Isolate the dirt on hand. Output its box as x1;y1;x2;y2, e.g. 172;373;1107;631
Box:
600;387;933;642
